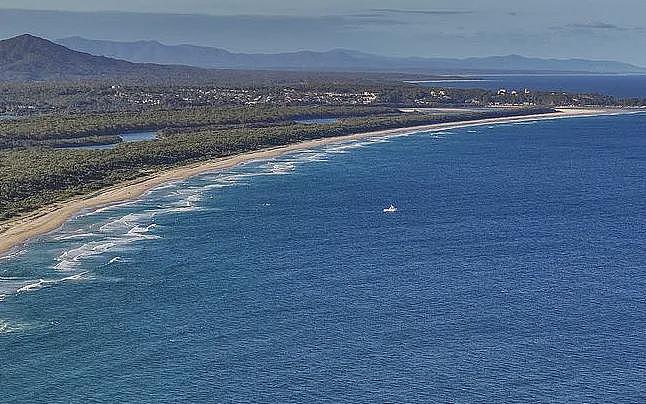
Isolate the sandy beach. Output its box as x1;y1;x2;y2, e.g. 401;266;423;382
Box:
0;107;627;256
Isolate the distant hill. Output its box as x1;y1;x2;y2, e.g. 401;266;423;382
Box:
0;34;138;81
58;36;646;74
0;34;215;82
2;34;643;84
0;34;430;84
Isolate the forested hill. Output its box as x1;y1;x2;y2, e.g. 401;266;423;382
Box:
0;34;214;82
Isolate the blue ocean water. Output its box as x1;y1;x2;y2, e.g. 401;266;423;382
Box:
419;74;646;98
1;113;646;402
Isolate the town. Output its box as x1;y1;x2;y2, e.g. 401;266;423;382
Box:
0;80;638;117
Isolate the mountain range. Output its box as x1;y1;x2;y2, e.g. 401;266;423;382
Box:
1;34;645;83
57;36;646;74
0;34;422;84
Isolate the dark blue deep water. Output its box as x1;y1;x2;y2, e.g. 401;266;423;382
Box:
419;75;646;98
1;114;646;403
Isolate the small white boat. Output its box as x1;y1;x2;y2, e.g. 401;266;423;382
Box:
383;204;398;213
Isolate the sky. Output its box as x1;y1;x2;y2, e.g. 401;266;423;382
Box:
1;0;645;65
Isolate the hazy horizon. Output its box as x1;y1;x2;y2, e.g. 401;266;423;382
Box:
0;1;645;65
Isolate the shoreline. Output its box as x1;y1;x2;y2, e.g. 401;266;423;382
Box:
0;107;633;256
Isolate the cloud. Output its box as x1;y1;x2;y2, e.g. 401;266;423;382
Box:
370;8;472;16
342;14;407;27
0;8;410;53
553;21;646;35
566;22;625;30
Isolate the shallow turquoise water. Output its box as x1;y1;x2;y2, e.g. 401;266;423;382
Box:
1;114;645;402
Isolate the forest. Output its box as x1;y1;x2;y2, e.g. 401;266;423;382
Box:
0;105;396;148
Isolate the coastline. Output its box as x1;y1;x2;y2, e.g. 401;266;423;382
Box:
0;107;630;256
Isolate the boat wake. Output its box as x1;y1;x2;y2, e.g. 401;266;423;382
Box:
0;319;25;335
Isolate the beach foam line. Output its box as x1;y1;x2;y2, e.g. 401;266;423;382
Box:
0;108;629;257
0;272;88;302
54;229;160;270
0;249;26;262
54;232;96;241
15;272;88;294
285;152;329;163
82;200;139;217
16;279;49;293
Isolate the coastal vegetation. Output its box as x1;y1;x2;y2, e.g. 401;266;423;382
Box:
0;105;396;149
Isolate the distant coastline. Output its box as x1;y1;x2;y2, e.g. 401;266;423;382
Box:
412;74;646;99
0;107;631;256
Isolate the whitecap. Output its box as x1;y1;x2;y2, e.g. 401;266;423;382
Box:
286;151;330;162
322;142;372;154
17;279;49;293
263;161;296;175
0;278;38;297
98;209;162;233
0;249;27;262
186;194;202;203
55;241;116;270
54;232;96;241
156;205;200;215
6;272;88;296
127;224;160;239
53;223;160;270
365;137;391;144
108;257;122;265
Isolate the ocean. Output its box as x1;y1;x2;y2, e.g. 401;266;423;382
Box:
418;74;646;99
1;113;645;402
